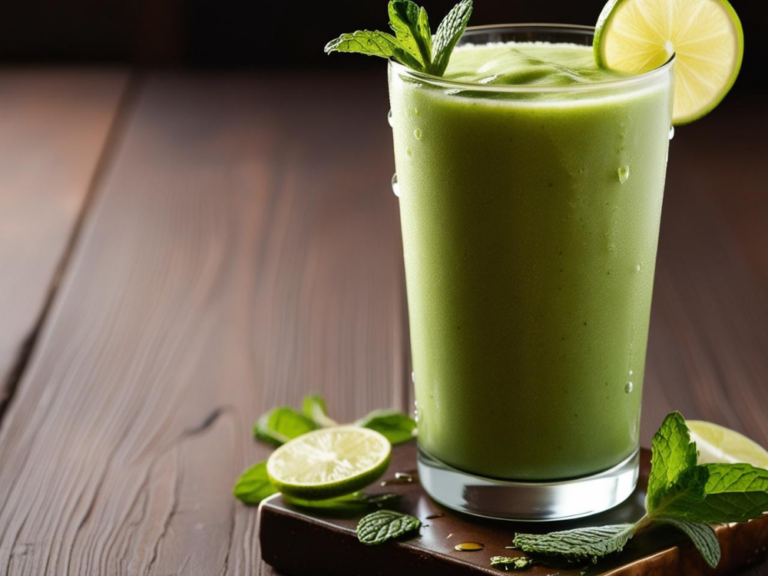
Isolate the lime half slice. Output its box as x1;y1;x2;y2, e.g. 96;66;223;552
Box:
266;426;391;500
688;420;768;468
594;0;744;125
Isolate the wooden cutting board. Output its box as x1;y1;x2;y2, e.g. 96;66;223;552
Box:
259;442;768;575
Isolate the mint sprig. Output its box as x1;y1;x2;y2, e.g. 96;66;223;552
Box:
357;510;421;545
234;394;416;504
513;412;768;569
490;556;536;570
324;0;473;77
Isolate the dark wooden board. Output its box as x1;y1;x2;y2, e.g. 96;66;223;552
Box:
0;72;402;574
261;443;768;576
0;69;127;409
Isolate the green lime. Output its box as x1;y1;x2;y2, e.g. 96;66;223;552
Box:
688;420;768;468
594;0;744;125
266;426;391;500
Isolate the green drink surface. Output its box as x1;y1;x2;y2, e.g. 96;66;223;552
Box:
390;42;673;480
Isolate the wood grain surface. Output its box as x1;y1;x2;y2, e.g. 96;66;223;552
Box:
0;73;764;575
0;72;402;574
0;69;127;411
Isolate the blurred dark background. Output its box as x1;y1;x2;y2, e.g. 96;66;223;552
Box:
1;0;765;95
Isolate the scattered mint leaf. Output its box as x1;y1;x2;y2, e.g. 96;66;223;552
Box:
490;556;536;570
656;517;721;569
356;409;416;444
284;492;399;513
302;394;338;428
646;411;699;514
233;461;278;504
388;0;432;70
254;406;318;446
357;510;421;545
325;0;473;76
324;30;424;71
513;524;635;563
648;465;709;520
431;0;473;76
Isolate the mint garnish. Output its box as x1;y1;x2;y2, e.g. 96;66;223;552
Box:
655;517;721;568
513;412;768;569
357;510;421;545
254;406;318;446
302;394;338;428
234;394;415;504
232;461;278;504
324;0;473;77
490;556;536;570
514;524;635;564
356;409;417;444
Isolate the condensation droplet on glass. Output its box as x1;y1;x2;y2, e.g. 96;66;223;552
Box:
636;263;642;272
414;128;422;140
411;371;416;384
387;109;394;127
413;107;420;116
629;370;634;376
625;382;634;394
406;148;413;158
618;166;630;184
668;126;675;140
391;173;400;198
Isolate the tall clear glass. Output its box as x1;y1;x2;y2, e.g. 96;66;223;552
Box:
388;25;675;520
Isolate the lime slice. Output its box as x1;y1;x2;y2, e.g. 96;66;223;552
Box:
266;426;391;500
688;420;768;468
594;0;744;125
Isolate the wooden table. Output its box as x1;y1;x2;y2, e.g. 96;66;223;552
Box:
0;69;765;575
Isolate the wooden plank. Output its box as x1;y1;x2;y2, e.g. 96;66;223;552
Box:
0;69;127;410
0;72;404;574
260;444;768;576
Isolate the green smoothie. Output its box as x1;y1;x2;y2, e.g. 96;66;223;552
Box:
389;41;673;480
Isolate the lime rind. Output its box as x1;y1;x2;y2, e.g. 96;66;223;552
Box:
266;426;391;500
594;0;744;125
688;420;768;468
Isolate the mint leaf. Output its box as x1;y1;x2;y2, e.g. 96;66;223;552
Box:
324;30;424;71
647;412;699;513
649;465;709;520
233;461;278;505
254;406;318;446
356;409;416;444
357;510;421;545
513;524;635;563
684;463;768;522
388;1;432;70
302;394;338;428
431;0;473;76
656;517;721;569
490;556;536;570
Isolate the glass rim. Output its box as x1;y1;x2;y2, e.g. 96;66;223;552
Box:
389;23;675;94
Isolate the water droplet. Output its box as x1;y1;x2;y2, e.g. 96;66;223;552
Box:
413;107;420;116
395;472;414;482
625;382;634;394
411;371;415;384
414;128;422;140
406;148;413;158
668;126;675;140
629;370;634;376
455;542;485;552
391;173;400;197
387;109;394;127
636;263;642;272
618;166;630;184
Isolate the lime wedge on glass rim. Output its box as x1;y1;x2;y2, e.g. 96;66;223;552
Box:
266;426;391;500
687;420;768;468
594;0;744;125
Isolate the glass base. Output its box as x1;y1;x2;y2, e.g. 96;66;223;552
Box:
417;447;639;522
